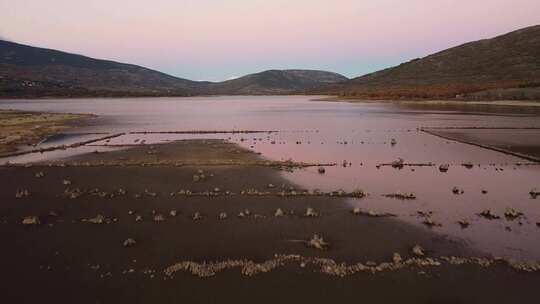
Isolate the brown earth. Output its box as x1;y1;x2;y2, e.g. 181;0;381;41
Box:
0;110;94;154
1;139;540;303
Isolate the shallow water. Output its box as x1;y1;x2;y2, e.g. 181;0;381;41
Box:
1;96;540;260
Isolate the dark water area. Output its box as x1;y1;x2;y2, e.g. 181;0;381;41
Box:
1;96;540;260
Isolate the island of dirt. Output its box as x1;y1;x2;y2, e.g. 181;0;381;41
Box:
0;110;94;155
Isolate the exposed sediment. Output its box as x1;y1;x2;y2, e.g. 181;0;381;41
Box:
421;127;540;163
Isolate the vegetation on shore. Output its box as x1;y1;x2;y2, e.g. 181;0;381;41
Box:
0;110;93;154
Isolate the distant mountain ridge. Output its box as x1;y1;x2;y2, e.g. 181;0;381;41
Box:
0;40;347;98
3;25;539;100
313;25;540;100
0;40;202;97
206;69;348;95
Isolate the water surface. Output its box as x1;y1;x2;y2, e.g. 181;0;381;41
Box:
1;96;540;260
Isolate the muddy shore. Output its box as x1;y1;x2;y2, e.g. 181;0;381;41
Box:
422;128;540;160
1;139;540;303
315;97;540;107
0;109;94;155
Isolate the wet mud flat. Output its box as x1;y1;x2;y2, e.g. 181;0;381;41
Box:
422;127;540;160
0;109;94;155
1;139;540;303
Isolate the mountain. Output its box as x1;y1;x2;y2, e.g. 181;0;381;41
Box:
0;40;347;98
0;40;207;97
314;25;540;100
205;69;348;95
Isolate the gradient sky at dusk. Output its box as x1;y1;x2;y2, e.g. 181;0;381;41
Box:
1;0;539;81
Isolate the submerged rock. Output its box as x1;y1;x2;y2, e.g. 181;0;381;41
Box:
317;167;326;174
530;188;540;199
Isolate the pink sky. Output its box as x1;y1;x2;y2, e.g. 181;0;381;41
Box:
1;0;539;81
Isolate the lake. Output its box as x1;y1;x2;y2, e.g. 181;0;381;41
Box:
1;95;540;260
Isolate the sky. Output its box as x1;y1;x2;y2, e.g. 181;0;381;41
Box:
1;0;539;81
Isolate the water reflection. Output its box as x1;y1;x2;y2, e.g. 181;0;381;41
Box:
1;96;540;259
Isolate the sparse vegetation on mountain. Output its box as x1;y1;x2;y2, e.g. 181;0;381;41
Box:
313;25;540;100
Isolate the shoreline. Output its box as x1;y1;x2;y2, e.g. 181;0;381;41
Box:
0;109;95;155
313;96;540;107
2;94;540;105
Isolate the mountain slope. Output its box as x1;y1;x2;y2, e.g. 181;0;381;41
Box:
0;40;347;98
316;25;540;100
205;69;348;95
0;40;204;97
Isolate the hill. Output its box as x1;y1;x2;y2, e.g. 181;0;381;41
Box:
0;40;207;97
0;40;347;98
315;25;540;100
205;69;347;95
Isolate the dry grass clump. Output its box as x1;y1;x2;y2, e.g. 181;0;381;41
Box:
163;252;539;278
383;192;416;200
